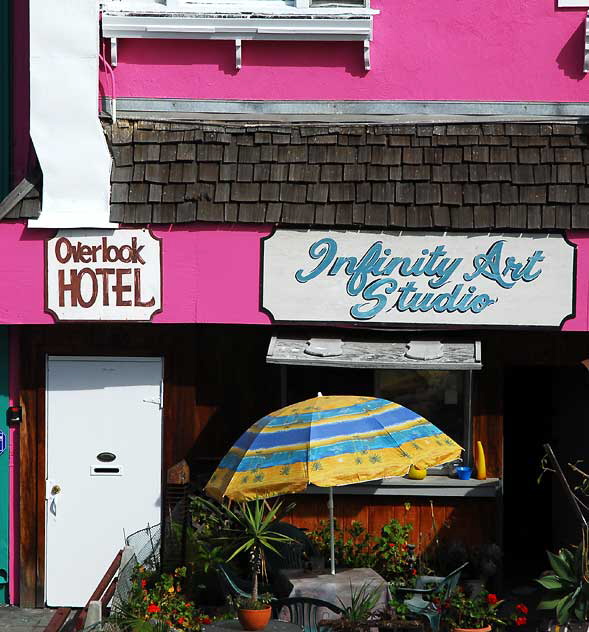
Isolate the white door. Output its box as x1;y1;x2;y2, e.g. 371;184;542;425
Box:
45;356;163;607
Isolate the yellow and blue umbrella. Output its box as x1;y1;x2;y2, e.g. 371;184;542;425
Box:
205;395;462;573
206;394;461;500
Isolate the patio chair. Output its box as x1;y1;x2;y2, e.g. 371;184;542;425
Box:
266;522;316;573
272;597;343;632
216;563;252;600
216;563;273;601
394;562;468;632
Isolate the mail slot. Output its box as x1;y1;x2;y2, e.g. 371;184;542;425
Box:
90;466;122;476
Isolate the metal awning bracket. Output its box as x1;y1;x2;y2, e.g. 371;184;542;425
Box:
235;39;242;70
364;39;370;71
110;37;118;67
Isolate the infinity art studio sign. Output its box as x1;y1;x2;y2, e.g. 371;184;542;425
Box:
46;229;162;321
262;230;576;327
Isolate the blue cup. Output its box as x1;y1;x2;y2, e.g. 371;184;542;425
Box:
455;466;472;480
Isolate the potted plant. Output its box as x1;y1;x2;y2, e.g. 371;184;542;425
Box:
443;588;527;632
537;544;589;629
219;499;294;631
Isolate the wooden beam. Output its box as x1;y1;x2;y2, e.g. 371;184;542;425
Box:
42;608;72;632
0;177;38;221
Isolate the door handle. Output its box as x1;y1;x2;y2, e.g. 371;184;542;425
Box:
46;481;60;520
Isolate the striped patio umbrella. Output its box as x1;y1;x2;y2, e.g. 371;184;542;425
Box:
205;394;462;573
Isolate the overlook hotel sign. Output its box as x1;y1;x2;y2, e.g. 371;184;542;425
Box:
262;230;576;327
46;229;162;321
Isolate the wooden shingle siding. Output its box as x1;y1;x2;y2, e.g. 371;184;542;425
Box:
6;118;589;229
101;119;589;229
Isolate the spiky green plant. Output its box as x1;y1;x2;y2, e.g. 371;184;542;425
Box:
337;582;382;628
537;544;589;624
199;497;294;605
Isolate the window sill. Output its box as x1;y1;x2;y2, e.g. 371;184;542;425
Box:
304;477;501;498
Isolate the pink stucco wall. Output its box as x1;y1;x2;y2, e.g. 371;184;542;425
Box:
100;0;589;102
153;223;271;325
0;221;271;326
0;220;587;330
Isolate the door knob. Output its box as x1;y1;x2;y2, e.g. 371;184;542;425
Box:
51;485;61;495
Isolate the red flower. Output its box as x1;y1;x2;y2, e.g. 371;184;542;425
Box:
411;568;417;575
516;617;527;626
203;616;212;624
178;617;186;625
516;604;528;615
147;604;161;614
486;594;498;605
389;543;395;548
141;579;147;588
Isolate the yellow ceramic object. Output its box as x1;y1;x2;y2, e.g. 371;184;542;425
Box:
475;441;487;480
408;464;427;480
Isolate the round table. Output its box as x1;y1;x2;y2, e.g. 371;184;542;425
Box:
206;620;302;632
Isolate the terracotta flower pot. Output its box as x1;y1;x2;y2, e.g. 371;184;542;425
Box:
454;626;492;632
238;606;272;631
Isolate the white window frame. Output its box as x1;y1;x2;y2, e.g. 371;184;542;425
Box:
558;0;587;6
102;1;372;13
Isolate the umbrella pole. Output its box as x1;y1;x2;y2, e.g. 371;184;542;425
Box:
328;486;336;575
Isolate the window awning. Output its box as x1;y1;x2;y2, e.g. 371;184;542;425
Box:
266;336;482;370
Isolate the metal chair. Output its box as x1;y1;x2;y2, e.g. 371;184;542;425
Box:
272;597;343;632
395;562;468;632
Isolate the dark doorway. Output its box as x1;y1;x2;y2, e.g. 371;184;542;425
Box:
503;365;589;584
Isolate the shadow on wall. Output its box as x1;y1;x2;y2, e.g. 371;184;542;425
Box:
556;17;586;81
115;38;368;78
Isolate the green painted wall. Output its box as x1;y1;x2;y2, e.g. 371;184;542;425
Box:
0;329;8;605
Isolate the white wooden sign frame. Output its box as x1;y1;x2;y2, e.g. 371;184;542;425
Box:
46;229;162;322
261;230;576;328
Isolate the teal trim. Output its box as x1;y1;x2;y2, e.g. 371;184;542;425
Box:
0;0;10;198
0;329;8;605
